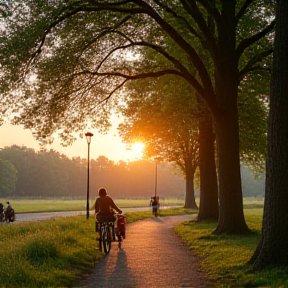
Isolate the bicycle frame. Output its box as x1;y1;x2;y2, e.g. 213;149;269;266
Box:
96;214;126;253
97;221;114;254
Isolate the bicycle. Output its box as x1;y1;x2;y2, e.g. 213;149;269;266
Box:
96;214;126;253
5;206;15;223
96;220;114;254
150;196;160;217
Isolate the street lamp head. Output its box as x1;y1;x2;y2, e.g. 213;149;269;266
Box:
85;132;94;144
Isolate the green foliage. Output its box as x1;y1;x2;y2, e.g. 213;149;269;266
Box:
0;145;185;198
118;76;200;176
0;158;17;196
238;72;269;172
0;0;11;18
0;1;274;144
0;146;75;197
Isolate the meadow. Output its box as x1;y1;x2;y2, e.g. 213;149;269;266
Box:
1;197;184;213
175;199;288;287
1;197;287;287
0;205;193;288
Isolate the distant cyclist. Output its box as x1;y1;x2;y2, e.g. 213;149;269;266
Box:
150;196;159;217
94;187;122;223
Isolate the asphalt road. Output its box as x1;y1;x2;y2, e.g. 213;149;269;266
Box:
15;210;88;222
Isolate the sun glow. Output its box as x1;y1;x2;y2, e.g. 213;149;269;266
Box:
131;142;145;160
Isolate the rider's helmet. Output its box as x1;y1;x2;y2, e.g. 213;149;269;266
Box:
98;188;107;197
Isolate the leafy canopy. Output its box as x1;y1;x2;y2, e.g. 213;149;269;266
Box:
0;1;274;147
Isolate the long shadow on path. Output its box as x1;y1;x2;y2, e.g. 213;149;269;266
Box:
75;215;214;288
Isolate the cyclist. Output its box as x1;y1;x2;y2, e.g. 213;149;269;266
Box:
150;196;159;216
94;187;122;223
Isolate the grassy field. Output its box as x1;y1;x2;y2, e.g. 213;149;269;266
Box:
0;197;184;212
1;197;287;287
175;199;288;287
0;207;195;288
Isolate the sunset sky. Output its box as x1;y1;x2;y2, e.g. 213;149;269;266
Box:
0;122;139;162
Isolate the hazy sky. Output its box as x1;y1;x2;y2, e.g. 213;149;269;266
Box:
0;122;139;162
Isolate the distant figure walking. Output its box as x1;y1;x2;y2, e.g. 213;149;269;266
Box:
5;201;15;222
150;196;159;217
0;203;5;222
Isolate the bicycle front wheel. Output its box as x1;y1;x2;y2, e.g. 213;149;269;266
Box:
102;225;111;254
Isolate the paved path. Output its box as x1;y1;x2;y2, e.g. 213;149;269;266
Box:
75;215;214;288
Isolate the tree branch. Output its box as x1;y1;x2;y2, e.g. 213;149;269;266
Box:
235;0;254;25
236;19;275;61
26;0;216;110
180;0;219;60
151;0;202;40
130;0;216;105
196;0;221;27
238;48;273;82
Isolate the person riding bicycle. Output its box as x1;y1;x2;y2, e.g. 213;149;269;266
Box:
150;196;159;216
94;187;122;223
6;201;12;209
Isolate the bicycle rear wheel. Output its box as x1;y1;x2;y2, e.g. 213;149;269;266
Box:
102;225;111;253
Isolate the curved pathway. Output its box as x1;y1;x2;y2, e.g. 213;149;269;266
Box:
75;215;214;288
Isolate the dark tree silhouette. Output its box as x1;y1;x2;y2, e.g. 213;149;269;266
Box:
249;0;288;269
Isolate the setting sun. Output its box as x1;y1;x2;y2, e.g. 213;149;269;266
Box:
131;142;145;159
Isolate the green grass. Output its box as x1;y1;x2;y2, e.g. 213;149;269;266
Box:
2;197;287;287
0;216;100;288
125;207;197;223
0;207;194;288
175;205;288;287
1;197;184;213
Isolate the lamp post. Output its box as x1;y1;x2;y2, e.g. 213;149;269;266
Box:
85;132;93;219
154;161;158;197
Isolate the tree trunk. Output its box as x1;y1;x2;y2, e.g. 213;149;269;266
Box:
213;104;249;234
184;165;198;209
197;104;219;222
249;0;288;269
212;1;249;234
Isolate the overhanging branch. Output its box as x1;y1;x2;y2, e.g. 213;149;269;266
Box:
236;19;275;61
238;48;273;82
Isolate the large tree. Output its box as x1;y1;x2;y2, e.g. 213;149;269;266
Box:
249;0;288;269
119;76;200;209
0;1;274;234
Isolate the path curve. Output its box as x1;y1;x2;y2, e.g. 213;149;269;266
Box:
75;214;214;288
